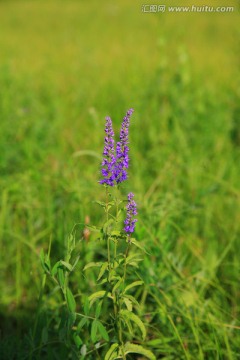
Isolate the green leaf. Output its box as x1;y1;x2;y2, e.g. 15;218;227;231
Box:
95;301;102;318
97;262;108;281
127;262;140;268
40;250;51;273
106;201;114;211
51;261;60;276
83;297;90;316
120;310;146;340
146;339;163;346
77;317;88;332
73;332;82;348
91;319;98;342
89;291;113;307
83;262;102;271
123;297;132;311
40;249;45;268
41;327;48;344
124;294;140;308
57;268;65;288
103;219;114;234
104;343;119;360
98;277;108;285
94;200;106;208
72;255;80;271
66;288;76;312
68;311;76;328
60;260;73;272
122;316;133;335
67;233;75;253
97;321;109;341
124;281;143;293
111;230;121;237
94;200;114;211
86;225;101;233
124;342;156;360
109;270;117;281
130;239;149;254
126;253;143;265
112;278;122;293
113;260;120;269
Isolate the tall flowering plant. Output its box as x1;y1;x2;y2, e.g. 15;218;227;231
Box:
88;108;155;359
39;109;155;360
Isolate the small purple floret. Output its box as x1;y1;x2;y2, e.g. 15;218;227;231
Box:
124;192;137;234
100;116;116;186
114;109;134;184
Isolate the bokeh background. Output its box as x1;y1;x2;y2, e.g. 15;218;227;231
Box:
0;0;239;358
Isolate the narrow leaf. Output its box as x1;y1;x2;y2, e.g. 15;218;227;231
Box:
124;294;140;308
60;260;73;272
104;343;119;360
51;261;60;276
86;225;100;233
57;268;65;288
94;201;106;208
40;249;45;268
40;251;51;273
73;332;82;348
95;301;102;318
84;297;90;315
122;316;133;335
124;342;156;360
91;319;98;343
83;262;102;271
77;317;88;332
124;280;143;293
103;219;114;234
127;262;139;268
41;327;48;344
89;291;113;307
68;311;76;328
98;277;108;285
97;321;109;341
97;262;108;281
121;310;146;340
126;253;143;265
130;238;149;253
72;255;80;271
123;297;132;311
111;230;121;237
112;278;123;293
66;288;76;312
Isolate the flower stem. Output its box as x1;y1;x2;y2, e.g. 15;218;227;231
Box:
114;296;126;360
114;190;119;260
123;243;130;287
105;187;111;281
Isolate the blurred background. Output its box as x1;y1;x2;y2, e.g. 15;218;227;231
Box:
0;0;239;358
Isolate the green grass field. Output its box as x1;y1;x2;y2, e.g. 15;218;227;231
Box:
0;1;239;359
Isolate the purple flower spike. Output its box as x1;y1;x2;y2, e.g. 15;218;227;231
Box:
100;116;116;186
124;192;137;235
115;109;134;184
